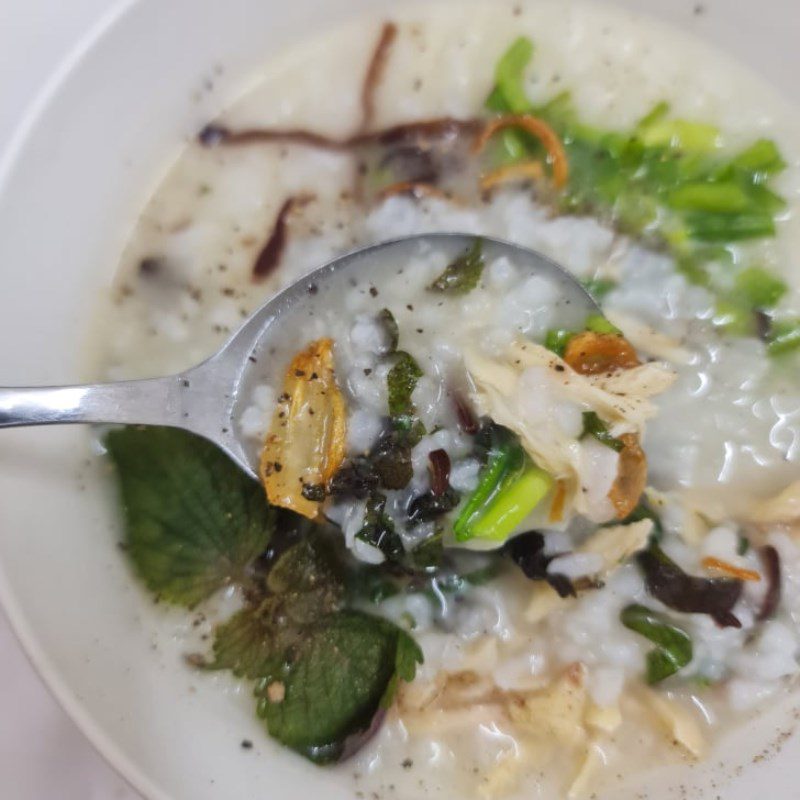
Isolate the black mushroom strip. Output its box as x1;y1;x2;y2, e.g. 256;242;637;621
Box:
637;544;743;628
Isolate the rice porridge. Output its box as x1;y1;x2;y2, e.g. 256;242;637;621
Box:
95;2;800;798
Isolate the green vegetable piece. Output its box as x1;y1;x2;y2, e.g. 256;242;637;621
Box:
713;298;755;337
768;318;800;356
736;534;751;556
206;608;284;680
411;530;444;571
732;266;787;310
105;426;275;607
377;308;399;353
585;313;622;335
684;210;775;241
581;277;617;300
581;411;624;452
621;603;693;684
667;182;750;214
258;611;422;763
428;239;485;295
204;532;422;764
730;138;786;178
387;350;423;421
468;465;553;541
639;119;722;153
490;36;534;114
614;499;664;543
356;494;405;561
635;101;670;132
454;428;524;540
545;328;575;356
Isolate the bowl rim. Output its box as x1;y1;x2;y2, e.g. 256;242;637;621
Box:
1;2;799;799
0;5;176;796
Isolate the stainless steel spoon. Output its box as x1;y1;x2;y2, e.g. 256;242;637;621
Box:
0;233;598;479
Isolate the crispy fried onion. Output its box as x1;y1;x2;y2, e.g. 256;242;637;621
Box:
260;338;346;518
473;114;569;188
563;331;641;376
607;433;647;519
480;160;545;193
464;339;674;521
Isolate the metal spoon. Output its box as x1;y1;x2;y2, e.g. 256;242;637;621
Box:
0;233;598;479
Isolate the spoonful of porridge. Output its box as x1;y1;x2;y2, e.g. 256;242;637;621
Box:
0;234;675;552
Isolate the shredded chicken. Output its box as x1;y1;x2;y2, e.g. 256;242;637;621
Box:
631;687;706;759
465;339;675;521
605;309;693;365
526;519;653;622
746;479;800;525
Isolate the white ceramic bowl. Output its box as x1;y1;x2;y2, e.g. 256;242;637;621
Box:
1;1;799;798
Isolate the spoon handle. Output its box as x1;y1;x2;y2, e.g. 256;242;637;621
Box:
0;377;187;428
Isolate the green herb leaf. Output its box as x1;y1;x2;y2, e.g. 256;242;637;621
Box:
356;494;405;561
257;611;422;763
387;350;424;436
105;426;274;607
411;530;444;571
621;603;693;684
206;608;283;679
581;411;624;452
428;239;485;295
205;533;422;763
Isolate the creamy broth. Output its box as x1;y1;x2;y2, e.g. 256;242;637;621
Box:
93;2;800;798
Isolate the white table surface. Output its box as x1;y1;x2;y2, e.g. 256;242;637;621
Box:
0;1;142;797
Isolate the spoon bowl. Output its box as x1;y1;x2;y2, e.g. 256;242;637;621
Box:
0;233;599;478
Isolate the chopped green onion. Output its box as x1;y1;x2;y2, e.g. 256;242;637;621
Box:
490;36;534;115
585;313;622;335
585;314;618;335
639;119;722;153
467;465;553;541
545;328;575;356
635;101;670;132
454;428;552;543
454;432;524;539
621;604;693;684
667;182;750;214
730;138;786;178
581;277;617;300
581;411;624;452
683;210;776;242
732;267;787;310
768;319;800;356
713;298;755;337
